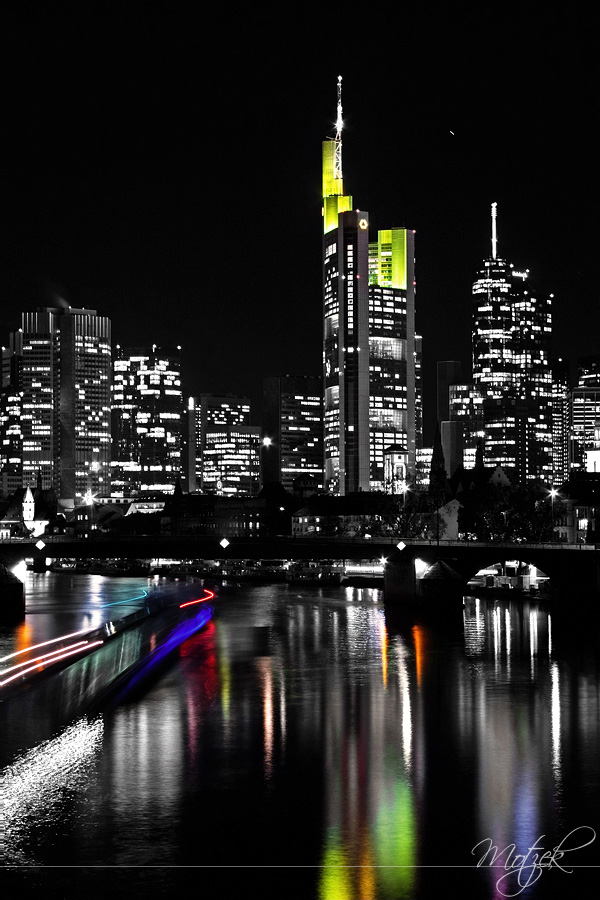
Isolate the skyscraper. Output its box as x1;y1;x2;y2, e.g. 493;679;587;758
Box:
449;383;484;468
202;426;261;496
570;356;600;473
13;306;111;508
186;394;259;495
472;205;552;482
437;361;464;478
550;358;570;483
111;345;183;497
322;78;418;494
261;375;324;492
0;343;23;496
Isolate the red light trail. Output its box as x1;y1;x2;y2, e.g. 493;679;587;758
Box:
179;589;215;609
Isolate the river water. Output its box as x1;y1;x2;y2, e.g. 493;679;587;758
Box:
2;572;600;899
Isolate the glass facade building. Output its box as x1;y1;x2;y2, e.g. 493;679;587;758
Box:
202;425;261;496
111;346;183;496
0;344;23;496
322;81;418;494
14;307;111;507
367;229;417;491
262;375;323;492
187;395;256;495
472;209;552;482
550;358;570;483
449;384;485;468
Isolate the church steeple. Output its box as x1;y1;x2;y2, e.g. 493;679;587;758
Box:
23;485;35;523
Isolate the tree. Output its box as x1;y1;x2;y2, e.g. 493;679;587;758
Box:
458;480;566;542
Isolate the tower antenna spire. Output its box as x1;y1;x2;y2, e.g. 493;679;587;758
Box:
491;202;497;260
334;75;343;182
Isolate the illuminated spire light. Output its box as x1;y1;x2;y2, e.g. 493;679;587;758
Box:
491;202;497;260
334;75;343;182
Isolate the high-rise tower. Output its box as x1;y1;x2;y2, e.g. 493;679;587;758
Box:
322;78;369;494
111;345;183;497
15;306;111;507
322;78;418;494
261;375;324;492
472;205;552;482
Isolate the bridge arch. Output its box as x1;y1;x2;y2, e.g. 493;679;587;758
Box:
385;541;600;606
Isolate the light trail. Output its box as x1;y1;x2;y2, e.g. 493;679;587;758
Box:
1;589;149;668
0;641;90;677
0;628;98;664
0;641;104;687
179;589;214;609
100;589;148;609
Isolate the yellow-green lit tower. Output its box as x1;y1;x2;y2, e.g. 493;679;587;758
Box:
368;228;417;491
322;78;418;494
323;77;370;494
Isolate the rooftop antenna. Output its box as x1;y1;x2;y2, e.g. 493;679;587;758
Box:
334;75;343;182
491;202;497;260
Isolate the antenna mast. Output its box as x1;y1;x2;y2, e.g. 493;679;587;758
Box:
334;75;343;182
491;202;497;260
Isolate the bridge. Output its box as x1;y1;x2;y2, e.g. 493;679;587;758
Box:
0;533;401;568
384;539;600;610
1;535;598;608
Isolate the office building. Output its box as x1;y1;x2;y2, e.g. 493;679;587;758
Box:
202;425;261;496
111;346;183;497
368;229;417;490
0;344;23;496
570;356;600;473
437;361;463;477
449;384;485;468
437;361;463;425
577;355;600;387
261;375;323;492
550;358;570;483
187;393;253;494
322;77;418;494
472;204;552;482
0;387;22;497
415;446;433;489
12;306;111;508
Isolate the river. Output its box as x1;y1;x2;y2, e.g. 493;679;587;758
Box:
2;572;600;898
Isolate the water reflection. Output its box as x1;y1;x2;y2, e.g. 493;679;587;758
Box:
319;605;417;899
3;582;600;898
4;715;104;865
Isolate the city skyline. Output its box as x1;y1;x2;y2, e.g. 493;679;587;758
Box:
2;7;597;441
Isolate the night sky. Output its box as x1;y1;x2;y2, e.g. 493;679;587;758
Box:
2;4;598;442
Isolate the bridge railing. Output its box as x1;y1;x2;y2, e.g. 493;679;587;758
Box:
1;534;596;548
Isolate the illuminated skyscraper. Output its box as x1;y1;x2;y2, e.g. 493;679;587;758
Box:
449;384;485;468
186;394;259;495
261;375;323;492
472;205;552;482
322;77;418;494
0;343;23;496
111;346;183;496
550;358;570;482
570;357;600;473
202;425;261;496
12;307;111;507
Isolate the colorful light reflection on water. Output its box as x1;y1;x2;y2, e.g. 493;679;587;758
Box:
2;581;600;898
